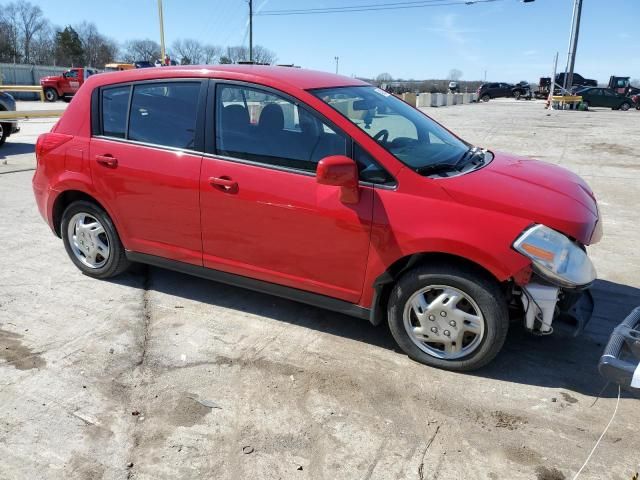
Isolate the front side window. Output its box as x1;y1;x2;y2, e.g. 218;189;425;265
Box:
215;84;347;172
312;86;471;175
128;82;201;149
101;85;130;139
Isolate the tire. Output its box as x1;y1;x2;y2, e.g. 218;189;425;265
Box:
387;263;509;371
0;123;7;147
44;88;58;102
61;200;131;279
582;101;589;110
481;94;490;102
619;102;631;111
514;91;521;100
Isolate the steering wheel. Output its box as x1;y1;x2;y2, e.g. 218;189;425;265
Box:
373;129;389;145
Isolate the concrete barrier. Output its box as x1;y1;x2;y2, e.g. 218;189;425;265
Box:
401;92;417;107
417;93;430;107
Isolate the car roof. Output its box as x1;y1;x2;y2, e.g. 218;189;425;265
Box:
86;65;369;91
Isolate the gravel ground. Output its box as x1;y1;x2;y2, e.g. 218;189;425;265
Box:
0;98;638;480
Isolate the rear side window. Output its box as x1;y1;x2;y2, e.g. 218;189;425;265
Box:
102;86;130;139
215;84;347;172
128;82;201;149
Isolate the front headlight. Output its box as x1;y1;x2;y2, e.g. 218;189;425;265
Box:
513;224;596;288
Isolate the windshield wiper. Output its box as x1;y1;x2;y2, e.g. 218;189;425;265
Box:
415;147;484;176
415;162;459;175
454;146;483;169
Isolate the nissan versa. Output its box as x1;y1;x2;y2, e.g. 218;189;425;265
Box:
32;66;601;371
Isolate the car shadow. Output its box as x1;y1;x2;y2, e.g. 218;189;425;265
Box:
111;268;639;398
0;142;35;159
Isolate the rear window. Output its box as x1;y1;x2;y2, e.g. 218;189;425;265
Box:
128;82;201;149
101;86;130;139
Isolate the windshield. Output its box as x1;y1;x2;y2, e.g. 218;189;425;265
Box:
311;86;471;173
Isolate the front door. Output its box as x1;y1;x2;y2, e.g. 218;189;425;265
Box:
62;70;80;95
199;82;373;303
90;80;205;265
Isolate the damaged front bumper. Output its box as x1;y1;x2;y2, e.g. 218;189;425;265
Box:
521;280;594;336
599;307;640;393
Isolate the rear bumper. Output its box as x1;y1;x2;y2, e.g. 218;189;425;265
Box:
598;307;640;392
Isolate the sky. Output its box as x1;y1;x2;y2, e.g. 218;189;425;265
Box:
24;0;640;82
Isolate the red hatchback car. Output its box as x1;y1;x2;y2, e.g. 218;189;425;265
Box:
33;66;601;371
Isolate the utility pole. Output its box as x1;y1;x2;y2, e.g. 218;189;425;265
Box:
563;0;583;91
334;56;339;74
249;0;253;62
158;0;166;64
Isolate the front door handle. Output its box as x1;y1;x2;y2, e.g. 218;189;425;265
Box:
209;176;238;193
96;154;118;168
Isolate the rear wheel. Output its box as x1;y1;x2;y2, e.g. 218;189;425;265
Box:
61;200;130;279
387;263;509;371
44;88;58;102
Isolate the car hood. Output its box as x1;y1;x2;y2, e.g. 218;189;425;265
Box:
440;151;600;245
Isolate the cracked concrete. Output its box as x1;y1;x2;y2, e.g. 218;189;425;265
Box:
1;99;639;479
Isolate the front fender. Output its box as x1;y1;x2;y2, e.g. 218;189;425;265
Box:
359;183;533;308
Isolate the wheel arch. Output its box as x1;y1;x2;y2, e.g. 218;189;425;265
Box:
52;190;109;238
368;251;506;326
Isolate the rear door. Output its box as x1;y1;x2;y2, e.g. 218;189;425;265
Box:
90;80;206;265
199;81;374;302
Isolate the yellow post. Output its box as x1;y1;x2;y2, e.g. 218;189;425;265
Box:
158;0;166;64
0;85;45;102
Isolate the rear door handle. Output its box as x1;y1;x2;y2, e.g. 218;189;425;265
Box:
209;176;238;193
96;154;118;168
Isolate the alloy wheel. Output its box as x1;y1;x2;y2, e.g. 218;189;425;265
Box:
67;212;110;268
403;285;485;360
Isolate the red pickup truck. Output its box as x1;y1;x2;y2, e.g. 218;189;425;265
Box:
40;67;98;102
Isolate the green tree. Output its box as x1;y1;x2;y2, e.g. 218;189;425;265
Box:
55;26;84;66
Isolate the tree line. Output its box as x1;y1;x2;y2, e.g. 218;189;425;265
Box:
0;1;277;68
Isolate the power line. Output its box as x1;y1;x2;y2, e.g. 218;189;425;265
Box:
256;0;500;16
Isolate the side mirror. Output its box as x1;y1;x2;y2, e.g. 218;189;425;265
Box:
316;155;359;204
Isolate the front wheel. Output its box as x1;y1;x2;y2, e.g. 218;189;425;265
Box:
387;263;509;371
619;102;631;111
514;91;521;100
61;200;131;279
481;94;490;102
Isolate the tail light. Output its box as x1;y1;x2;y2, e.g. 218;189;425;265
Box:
35;133;73;161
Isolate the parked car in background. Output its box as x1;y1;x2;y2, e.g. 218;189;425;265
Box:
575;87;634;110
555;72;597;89
448;81;459;93
33;66;601;372
632;93;640;110
0;91;20;147
511;81;532;100
477;82;513;101
40;67;99;102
